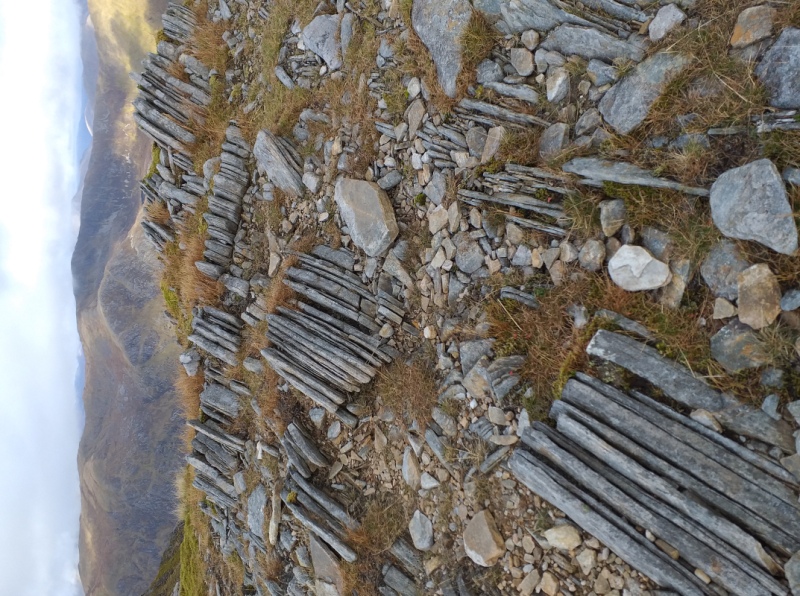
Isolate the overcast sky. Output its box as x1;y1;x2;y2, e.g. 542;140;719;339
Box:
0;0;86;593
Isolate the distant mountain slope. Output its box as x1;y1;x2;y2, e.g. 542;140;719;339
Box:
73;1;181;594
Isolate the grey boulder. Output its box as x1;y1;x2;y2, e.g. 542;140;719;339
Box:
700;240;751;301
710;159;798;255
412;0;472;97
302;15;342;70
334;178;399;257
755;28;800;109
254;131;304;197
599;52;691;135
541;25;644;63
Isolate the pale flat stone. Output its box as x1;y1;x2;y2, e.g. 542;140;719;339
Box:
737;264;781;330
608;245;672;291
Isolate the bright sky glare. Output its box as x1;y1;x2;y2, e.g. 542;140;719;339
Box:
0;0;86;593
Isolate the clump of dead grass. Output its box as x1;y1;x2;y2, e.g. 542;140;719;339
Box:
374;354;438;426
601;183;720;265
342;495;411;596
159;198;225;343
497;128;540;166
145;200;172;227
189;1;231;73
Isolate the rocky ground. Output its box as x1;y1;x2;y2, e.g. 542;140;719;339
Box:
136;0;800;595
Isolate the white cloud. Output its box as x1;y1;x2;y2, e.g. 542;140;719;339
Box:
0;0;85;593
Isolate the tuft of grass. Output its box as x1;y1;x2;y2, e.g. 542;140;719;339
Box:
189;1;231;73
147;144;161;178
342;495;412;596
601;183;720;265
562;190;602;239
159;198;224;344
145;200;171;227
497;128;539;166
459;11;500;86
189;76;235;173
179;510;207;596
761;131;800;173
374;355;438;426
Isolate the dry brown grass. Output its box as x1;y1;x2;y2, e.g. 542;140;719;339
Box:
159;199;224;343
600;183;721;265
176;368;205;423
189;1;231;74
374;355;438;426
188;76;235;173
342;495;411;596
497;128;540;166
145;200;171;227
459;11;500;89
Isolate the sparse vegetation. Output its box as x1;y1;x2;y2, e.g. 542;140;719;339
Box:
374;354;438;425
342;495;412;596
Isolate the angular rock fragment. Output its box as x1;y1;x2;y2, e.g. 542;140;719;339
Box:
710;319;770;373
700;240;751;301
736;264;781;330
254;131;304;197
608;245;672;291
730;5;776;49
598;53;691;135
412;0;472;97
334;178;398;257
463;510;505;567
755;28;800;109
709;159;798;255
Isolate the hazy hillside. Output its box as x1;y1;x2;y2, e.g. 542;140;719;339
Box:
73;0;183;594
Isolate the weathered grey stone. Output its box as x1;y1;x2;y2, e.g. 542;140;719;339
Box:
402;447;421;489
409;510;434;551
476;59;504;84
575;108;602;137
713;297;737;319
466;126;487;157
310;534;345;596
405;98;426;139
340;13;355;58
481;126;505;164
412;0;472;97
510;48;535;76
424;171;447;205
453;232;485;274
786;551;800;594
710;159;798;255
781;288;800;311
334;178;398;256
541;25;645;63
700;240;751;301
598;53;691;135
302;15;342;70
649;4;686;41
546;67;569;103
737;264;781;330
598;199;626;237
608;245;672;291
254;131;304;197
484;82;539;104
247;484;267;540
543;525;581;551
711;319;769;373
463;510;504;567
730;5;776;48
586;59;616;86
578;239;606;271
383;251;414;288
377;170;403;190
495;0;591;33
539;122;569;160
755;28;800;109
563;157;708;196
